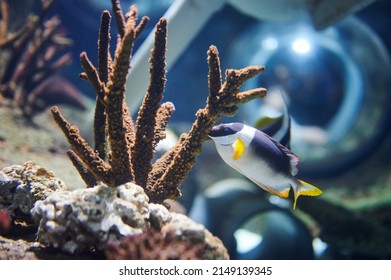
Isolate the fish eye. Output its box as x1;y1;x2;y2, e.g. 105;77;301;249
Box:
209;124;240;137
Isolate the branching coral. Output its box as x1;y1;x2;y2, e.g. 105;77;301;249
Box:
148;46;266;203
0;0;85;117
52;0;266;204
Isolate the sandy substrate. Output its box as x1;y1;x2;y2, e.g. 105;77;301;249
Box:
0;105;88;190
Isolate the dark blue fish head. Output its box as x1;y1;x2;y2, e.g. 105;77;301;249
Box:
208;122;244;137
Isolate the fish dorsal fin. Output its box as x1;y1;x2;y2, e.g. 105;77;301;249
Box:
265;133;300;176
232;137;245;160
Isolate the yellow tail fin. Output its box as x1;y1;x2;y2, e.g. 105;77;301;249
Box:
293;180;322;210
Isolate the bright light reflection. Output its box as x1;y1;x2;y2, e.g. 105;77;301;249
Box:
234;228;263;254
313;237;328;257
261;37;278;50
292;38;311;54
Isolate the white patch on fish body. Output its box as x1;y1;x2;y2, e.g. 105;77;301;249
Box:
209;122;322;209
211;124;295;194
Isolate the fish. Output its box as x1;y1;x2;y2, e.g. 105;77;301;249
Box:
208;122;322;209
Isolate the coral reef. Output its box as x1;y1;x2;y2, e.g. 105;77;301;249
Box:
0;235;44;260
32;182;228;258
32;183;149;254
161;210;229;259
105;228;204;260
0;0;390;261
1;0;263;260
0;161;66;221
0;209;11;234
52;1;266;205
0;0;85;117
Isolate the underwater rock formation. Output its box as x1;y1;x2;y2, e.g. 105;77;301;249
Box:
0;0;263;259
0;161;66;221
0;235;44;260
0;0;85;117
105;228;204;260
161;210;228;259
32;182;228;258
32;183;149;254
52;1;266;205
0;209;11;234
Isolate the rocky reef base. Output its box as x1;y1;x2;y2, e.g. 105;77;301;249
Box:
0;161;228;260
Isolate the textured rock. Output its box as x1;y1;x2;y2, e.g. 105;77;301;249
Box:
148;202;228;259
148;203;172;230
0;161;66;220
0;209;12;233
105;228;205;260
31;183;150;254
0;235;43;260
162;212;229;260
31;182;228;258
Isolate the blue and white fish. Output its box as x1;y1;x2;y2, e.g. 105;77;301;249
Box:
208;122;322;209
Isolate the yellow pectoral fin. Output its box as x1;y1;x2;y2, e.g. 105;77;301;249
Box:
232;138;245;160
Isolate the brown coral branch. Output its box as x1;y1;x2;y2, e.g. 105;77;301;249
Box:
221;66;266;103
206;45;222;113
51;106;113;185
51;1;266;206
0;0;57;84
134;16;149;40
78;73;88;81
110;0;126;38
150;45;266;203
48;52;72;71
235;88;267;104
94;10;111;160
125;4;138;22
40;0;56;20
93;101;107;160
23;75;85;116
132;18;167;188
67;149;98;188
108;26;135;95
80;52;104;99
147;134;186;202
13;16;62;86
0;0;80;118
105;100;134;186
104;12;137;186
0;0;9;39
98;11;111;84
0;15;37;83
152;110;215;202
153;102;175;146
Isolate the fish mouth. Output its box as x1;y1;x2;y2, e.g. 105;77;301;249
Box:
219;143;233;147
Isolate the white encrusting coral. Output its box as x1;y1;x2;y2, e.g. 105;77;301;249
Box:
30;181;229;258
0;161;66;218
31;182;149;253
